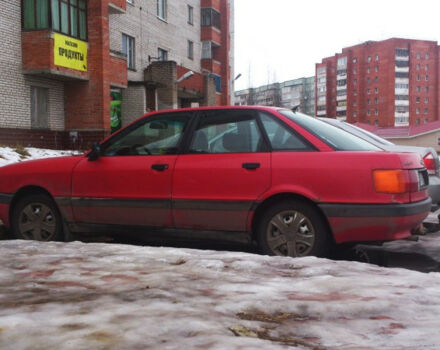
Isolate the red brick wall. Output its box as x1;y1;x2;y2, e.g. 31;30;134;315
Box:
108;0;126;10
201;27;222;44
109;56;128;87
65;0;111;131
21;31;88;79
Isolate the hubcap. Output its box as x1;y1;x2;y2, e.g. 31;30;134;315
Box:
18;203;56;241
266;210;315;257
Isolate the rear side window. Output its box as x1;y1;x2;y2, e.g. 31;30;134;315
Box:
189;110;263;154
259;112;314;151
281;110;381;151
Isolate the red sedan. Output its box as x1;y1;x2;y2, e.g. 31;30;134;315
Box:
0;107;431;257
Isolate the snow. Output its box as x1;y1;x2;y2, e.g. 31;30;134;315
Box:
1;240;440;349
0;147;78;167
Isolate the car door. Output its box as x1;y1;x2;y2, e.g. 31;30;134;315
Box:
172;109;271;232
71;112;192;229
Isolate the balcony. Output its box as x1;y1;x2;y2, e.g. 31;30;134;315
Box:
395;100;409;106
317;110;326;116
395;55;409;61
337;116;347;121
395;117;409;127
395;66;409;73
337;84;347;90
336;74;346;80
336;105;347;112
108;0;126;14
395;77;409;84
395;88;409;95
336;95;347;101
201;58;222;75
201;27;221;45
22;31;88;81
395;112;409;118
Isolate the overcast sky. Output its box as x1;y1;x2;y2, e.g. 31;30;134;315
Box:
234;0;440;91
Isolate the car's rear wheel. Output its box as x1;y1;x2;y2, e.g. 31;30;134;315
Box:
11;194;63;241
257;200;332;258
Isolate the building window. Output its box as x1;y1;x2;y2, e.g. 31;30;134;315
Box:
416;86;421;92
201;8;221;29
367;77;370;84
425;97;429;103
416;119;420;125
353;111;357;117
353;58;357;63
425;75;429;81
375;97;378;104
353;101;357;107
187;40;194;60
367;88;371;94
23;0;87;40
367;110;371;116
353;68;357;74
425;108;428;114
417;75;420;81
127;0;133;4
375;87;379;94
425;86;429;93
31;86;49;129
367;56;371;63
367;99;371;105
425;53;429;59
375;66;379;72
416;108;420;114
353;90;357;96
201;41;212;59
157;0;167;20
367;67;371;74
210;73;222;92
375;54;379;61
416;97;420;103
425;118;429;124
416;64;420;70
374;76;379;82
188;5;194;25
122;34;135;69
158;47;168;61
353;79;357;85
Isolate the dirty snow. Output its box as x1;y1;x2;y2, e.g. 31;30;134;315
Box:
0;147;78;167
0;240;440;349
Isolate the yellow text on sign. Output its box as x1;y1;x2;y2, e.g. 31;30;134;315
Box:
53;33;88;72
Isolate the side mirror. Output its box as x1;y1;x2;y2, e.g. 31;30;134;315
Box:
88;142;101;161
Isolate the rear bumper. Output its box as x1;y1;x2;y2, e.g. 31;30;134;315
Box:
428;175;440;207
319;198;431;244
0;194;12;228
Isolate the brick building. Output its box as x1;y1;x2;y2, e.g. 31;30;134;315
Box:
0;0;233;149
234;76;315;115
316;38;440;127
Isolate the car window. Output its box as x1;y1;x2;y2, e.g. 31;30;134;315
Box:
280;110;381;151
103;114;190;156
189;110;263;154
259;112;314;151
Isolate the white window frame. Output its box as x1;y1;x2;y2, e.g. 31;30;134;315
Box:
157;0;167;20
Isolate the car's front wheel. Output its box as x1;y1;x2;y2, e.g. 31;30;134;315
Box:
11;194;64;241
257;200;332;258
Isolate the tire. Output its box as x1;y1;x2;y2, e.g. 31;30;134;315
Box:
257;200;332;258
11;194;64;242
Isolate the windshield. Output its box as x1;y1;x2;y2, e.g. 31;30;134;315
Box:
280;110;381;151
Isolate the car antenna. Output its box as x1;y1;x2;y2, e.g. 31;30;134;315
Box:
291;105;300;113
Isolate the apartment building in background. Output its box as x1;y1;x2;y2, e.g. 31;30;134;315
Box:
315;38;440;127
0;0;233;149
234;76;315;115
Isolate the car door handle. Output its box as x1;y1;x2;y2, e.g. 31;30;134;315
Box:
242;163;260;170
151;164;169;171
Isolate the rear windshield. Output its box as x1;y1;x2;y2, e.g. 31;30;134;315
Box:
280;110;381;151
341;122;394;146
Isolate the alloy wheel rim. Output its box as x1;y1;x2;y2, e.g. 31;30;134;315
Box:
266;210;315;257
18;203;56;241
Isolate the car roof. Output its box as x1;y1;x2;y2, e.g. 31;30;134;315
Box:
147;105;285;115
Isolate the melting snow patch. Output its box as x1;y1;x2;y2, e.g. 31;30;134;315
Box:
0;240;440;349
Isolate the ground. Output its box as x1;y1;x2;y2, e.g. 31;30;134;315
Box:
1;147;440;349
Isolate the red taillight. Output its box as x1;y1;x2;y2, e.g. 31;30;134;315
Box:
423;153;436;175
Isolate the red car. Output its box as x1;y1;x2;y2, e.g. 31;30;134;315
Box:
0;107;431;257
